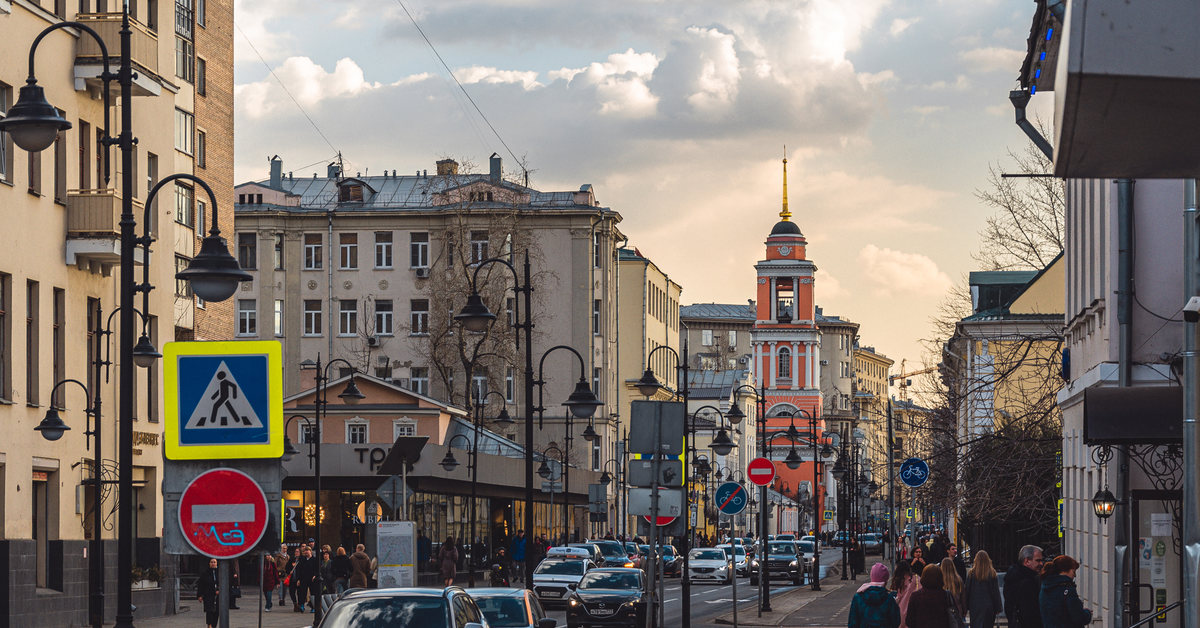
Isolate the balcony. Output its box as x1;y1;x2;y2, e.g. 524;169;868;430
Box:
65;189;145;273
73;13;162;97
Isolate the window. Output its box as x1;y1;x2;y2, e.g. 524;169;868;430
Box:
375;300;393;336
25;281;38;405
146;152;158;226
727;330;737;348
0;82;11;183
197;58;206;96
175;36;194;82
237;233;257;269
174;109;194;154
197;0;206;27
472;370;488;403
238;299;257;336
594;232;601;268
505;367;514;402
51;289;64;407
778;347;791;379
701;329;714;346
0;274;10;400
339;300;357;336
338;183;363;203
304;234;323;269
303;300;322;336
409;367;429;396
174;183;194;227
410;232;428;268
469;231;488;264
346;420;367;445
146;316;159;421
339;233;359;269
175;256;193;297
196;129;206;168
196;199;206;235
393;419;416;439
593;299;601;335
410;299;429;335
374;231;393;268
299;423;319;445
53;124;67;202
28;143;41;195
273;299;284;337
506;297;515;327
273;233;284;269
593;367;602;401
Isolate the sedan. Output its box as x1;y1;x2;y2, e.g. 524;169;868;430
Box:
318;587;487;628
471;588;557;628
715;544;750;576
532;558;594;607
859;533;883;554
566;568;648;628
687;548;732;584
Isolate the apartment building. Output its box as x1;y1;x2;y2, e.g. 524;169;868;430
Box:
816;307;858;435
680;301;755;371
0;0;231;623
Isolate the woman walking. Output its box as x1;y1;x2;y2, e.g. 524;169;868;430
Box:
964;550;1002;628
849;563;901;628
910;546;927;575
438;536;459;586
889;559;918;628
905;564;951;628
1040;555;1093;628
941;557;966;615
197;558;220;628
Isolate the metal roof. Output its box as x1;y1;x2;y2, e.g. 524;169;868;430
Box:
680;303;755;321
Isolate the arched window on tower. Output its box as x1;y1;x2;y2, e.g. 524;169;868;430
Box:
778;347;791;379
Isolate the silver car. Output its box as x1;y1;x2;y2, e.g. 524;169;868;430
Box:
531;558;595;607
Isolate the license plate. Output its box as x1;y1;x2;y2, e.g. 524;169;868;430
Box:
591;609;614;616
543;591;562;598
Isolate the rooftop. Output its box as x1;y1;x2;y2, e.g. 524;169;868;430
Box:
681;302;755;321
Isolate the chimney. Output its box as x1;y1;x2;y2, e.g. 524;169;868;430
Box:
327;162;341;179
489;152;501;182
269;155;283;189
436;159;458;176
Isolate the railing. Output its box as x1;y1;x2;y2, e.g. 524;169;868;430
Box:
1127;601;1185;628
66;189;143;236
74;12;159;76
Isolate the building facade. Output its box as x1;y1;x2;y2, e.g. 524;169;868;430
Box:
816;307;859;435
679;301;755;371
0;0;231;623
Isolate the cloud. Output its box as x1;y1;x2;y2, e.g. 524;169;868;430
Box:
455;66;543;90
815;269;847;299
549;49;661;117
926;75;971;91
857;245;953;296
235;57;381;119
911;105;948;116
889;17;920;36
960;47;1025;73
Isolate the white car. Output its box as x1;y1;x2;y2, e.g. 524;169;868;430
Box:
532;557;595;607
687;548;732;584
715;544;750;576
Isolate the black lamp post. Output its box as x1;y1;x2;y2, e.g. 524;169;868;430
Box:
283;414;314;464
462;389;510;585
2;10;247;625
538;445;566;542
599;457;624;538
299;357;364;619
729;382;772;611
456;252;600;587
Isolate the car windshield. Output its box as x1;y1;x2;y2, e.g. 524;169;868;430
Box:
625;543;638;554
662;546;677;557
579;572;641;590
768;542;796;555
536;561;584;575
798;541;815;554
321;596;447;628
569;545;596;557
594;542;627;558
690;549;727;561
476;597;529;628
726;546;746;556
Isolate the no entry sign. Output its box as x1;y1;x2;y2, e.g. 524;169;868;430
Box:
747;457;776;486
179;468;269;558
643;515;678;526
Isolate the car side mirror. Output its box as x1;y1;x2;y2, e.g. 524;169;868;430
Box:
538;618;558;628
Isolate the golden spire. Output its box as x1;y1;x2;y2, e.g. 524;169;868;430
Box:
780;147;791;221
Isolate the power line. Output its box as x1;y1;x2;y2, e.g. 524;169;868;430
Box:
235;23;340;157
392;0;524;171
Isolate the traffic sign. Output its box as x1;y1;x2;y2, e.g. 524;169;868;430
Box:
715;482;748;515
747;457;776;486
898;457;930;488
643;515;677;526
906;508;915;519
179;468;269;559
823;510;833;521
163;341;283;460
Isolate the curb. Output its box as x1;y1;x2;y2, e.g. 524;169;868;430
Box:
712;578;847;626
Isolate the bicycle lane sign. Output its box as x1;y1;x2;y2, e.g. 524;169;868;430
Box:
899;457;930;488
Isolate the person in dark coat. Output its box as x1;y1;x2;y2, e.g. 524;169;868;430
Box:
510;530;527;583
948;544;968;582
294;545;319;613
1039;555;1092;628
262;553;280;612
330;546;353;594
965;550;1002;628
849;563;901;628
349;544;372;589
905;563;951;628
927;534;948;566
438;536;459;586
910;545;928;575
1004;545;1045;628
197;558;220;628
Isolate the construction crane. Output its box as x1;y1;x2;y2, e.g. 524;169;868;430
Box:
888;358;940;403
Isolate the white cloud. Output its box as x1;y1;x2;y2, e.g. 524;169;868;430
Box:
890;17;920;36
455;66;543;90
911;105;948;116
857;245;953;296
815;269;847;299
235;57;381;119
960;47;1025;73
926;75;971;91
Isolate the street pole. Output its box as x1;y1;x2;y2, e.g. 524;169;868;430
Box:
470;400;481;587
90;305;106;628
315;357;325;618
886;398;896;567
730;513;738;628
521;252;537;588
564;412;572;543
1183;179;1199;628
810;414;821;591
759;391;770;612
679;340;692;628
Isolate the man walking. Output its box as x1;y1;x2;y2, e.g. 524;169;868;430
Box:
1003;544;1044;628
948;543;967;581
511;530;527;583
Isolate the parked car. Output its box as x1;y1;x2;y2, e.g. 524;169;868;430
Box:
471;588;557;628
831;531;852;547
749;541;804;586
565;568;648;628
586;539;634;568
531;558;595;608
317;587;488;628
859;533;883;554
688;548;732;584
715;543;750;576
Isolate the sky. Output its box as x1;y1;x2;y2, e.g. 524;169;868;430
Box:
231;0;1054;374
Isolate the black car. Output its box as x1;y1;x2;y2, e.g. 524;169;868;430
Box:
637;544;680;577
749;541;804;586
471;588;557;628
318;587;487;628
565;568;648;628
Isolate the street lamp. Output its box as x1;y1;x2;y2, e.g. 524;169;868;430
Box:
3;11;248;626
283;414;315;464
730;382;772;612
301;356;363;620
539;445;566;542
463;389;510;586
599;457;624;538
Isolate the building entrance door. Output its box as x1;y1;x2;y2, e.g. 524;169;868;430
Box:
1129;490;1181;626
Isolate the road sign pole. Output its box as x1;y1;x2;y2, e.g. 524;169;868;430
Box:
730;513;738;628
218;559;230;628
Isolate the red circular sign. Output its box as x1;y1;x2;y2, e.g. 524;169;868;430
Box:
747;457;777;486
179;468;269;559
643;515;677;526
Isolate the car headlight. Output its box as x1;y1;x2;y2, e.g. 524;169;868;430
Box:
789;560;798;567
569;598;580;607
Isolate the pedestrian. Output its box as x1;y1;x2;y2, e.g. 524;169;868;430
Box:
320;550;333;594
438;536;459;586
849;562;901;628
286;547;301;610
197;558;220;628
349;543;372;589
927;534;948;566
418;532;433;572
1039;555;1093;628
331;546;352;594
294;545;319;613
228;559;241;609
1004;545;1045;628
262;552;279;612
274;545;290;606
910;545;927;575
905;564;951;628
948;544;967;582
965;550;1002;628
888;559;918;628
511;530;527;582
941;558;966;615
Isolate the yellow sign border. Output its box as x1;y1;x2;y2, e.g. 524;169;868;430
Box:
163;340;283;460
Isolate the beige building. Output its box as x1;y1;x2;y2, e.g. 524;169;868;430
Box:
234;155;625;540
679;302;755;371
816;307;859;434
0;0;232;622
853;343;893;497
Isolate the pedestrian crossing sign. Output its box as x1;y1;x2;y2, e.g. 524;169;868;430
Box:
163;341;283;460
906;508;915;519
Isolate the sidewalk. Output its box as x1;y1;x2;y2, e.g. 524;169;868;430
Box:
715;558;880;628
117;588;317;628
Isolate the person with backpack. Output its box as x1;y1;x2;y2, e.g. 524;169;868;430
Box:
1039;555;1093;628
849;563;901;628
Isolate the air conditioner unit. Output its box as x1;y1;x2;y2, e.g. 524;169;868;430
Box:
366;336;380;347
414;267;430;278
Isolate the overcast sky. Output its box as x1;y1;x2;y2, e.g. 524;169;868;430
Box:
232;0;1053;374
